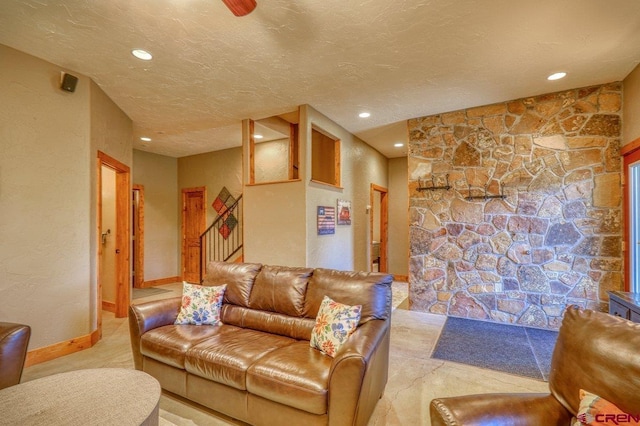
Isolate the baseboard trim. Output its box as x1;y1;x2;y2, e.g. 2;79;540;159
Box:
102;300;116;313
140;276;181;288
393;274;408;282
25;329;100;367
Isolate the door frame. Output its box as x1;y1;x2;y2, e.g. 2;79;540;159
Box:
132;184;145;288
370;184;389;273
623;139;640;291
97;151;130;326
181;187;207;282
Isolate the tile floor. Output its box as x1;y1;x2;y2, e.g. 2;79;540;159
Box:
22;282;548;425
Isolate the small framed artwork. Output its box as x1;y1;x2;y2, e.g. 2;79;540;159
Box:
317;206;335;235
337;199;351;225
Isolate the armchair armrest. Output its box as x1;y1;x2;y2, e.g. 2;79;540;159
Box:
430;393;572;426
327;319;390;426
128;297;181;370
0;322;31;390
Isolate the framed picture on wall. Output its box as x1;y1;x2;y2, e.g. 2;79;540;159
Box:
317;206;335;235
337;199;351;225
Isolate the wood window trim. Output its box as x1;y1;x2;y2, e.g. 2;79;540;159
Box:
248;117;300;185
310;125;341;187
623;137;640;291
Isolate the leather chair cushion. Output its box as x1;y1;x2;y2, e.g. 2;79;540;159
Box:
202;261;262;307
140;324;233;369
303;268;392;323
549;306;640;415
247;341;332;415
249;265;314;317
185;328;295;390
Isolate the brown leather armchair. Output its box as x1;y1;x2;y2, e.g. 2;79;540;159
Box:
430;306;640;425
0;322;31;390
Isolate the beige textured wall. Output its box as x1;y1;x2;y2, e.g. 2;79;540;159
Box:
101;166;117;303
133;150;179;281
302;105;388;271
178;146;243;226
0;45;92;349
388;157;409;276
242;120;307;266
89;80;133;328
254;139;289;183
623;63;640;146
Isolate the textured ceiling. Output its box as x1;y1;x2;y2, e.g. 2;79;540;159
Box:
1;0;639;158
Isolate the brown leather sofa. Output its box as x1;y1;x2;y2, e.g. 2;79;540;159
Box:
430;305;640;425
129;262;393;426
0;322;31;390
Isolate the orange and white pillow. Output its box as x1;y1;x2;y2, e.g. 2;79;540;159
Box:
573;389;640;426
310;296;362;357
174;282;226;326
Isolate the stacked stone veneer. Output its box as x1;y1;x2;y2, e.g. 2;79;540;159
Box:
408;83;622;329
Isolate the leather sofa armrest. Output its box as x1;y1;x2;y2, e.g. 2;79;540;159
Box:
0;322;31;390
128;297;181;370
430;393;572;426
327;319;390;426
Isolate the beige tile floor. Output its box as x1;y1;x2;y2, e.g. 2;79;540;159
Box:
22;282;548;425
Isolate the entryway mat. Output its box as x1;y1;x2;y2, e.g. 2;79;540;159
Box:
431;316;558;381
132;287;172;300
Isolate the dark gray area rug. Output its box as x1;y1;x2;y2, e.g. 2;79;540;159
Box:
431;317;558;381
132;287;172;300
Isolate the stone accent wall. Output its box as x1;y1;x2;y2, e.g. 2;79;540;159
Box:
408;83;622;329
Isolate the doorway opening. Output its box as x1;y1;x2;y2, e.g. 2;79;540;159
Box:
132;184;144;288
97;151;130;333
624;144;640;292
370;184;388;273
182;187;206;283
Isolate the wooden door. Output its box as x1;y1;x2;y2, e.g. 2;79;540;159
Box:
182;187;206;283
370;184;389;273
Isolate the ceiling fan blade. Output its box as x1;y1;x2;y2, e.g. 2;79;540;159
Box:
221;0;257;16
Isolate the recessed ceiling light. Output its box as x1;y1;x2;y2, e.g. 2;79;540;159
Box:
358;112;371;118
254;134;263;139
140;137;152;142
547;72;567;81
131;49;153;61
394;143;404;147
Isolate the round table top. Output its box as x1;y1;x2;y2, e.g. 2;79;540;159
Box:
0;368;161;426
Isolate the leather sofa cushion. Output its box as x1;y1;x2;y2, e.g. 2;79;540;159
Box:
203;261;262;307
247;341;332;415
249;265;313;317
141;324;233;369
222;305;315;340
303;268;392;323
185;328;295;390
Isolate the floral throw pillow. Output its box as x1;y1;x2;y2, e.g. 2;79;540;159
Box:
573;389;640;426
310;295;362;357
174;282;226;326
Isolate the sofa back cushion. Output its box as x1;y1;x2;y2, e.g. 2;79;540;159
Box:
303;268;393;324
202;261;262;307
221;305;315;340
549;306;640;416
249;265;314;317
